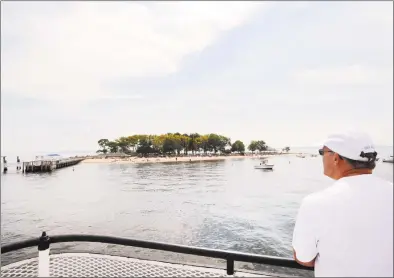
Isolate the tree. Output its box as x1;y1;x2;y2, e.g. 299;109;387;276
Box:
231;140;245;153
97;139;110;154
207;133;221;153
248;141;258;153
128;135;139;151
115;136;133;154
106;141;119;153
218;135;231;153
199;135;209;153
162;137;181;154
283;146;290;152
179;135;190;155
136;137;155;155
152;135;166;153
255;140;267;152
188;133;200;154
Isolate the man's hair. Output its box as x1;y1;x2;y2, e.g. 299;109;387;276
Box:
342;157;376;170
339;151;377;170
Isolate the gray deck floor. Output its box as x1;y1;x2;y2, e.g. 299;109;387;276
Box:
1;253;271;277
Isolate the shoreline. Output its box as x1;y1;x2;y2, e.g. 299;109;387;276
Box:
82;155;249;165
80;152;313;165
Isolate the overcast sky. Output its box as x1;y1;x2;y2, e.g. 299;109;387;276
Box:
1;1;393;154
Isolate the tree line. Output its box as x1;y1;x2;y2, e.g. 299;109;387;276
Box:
96;133;288;156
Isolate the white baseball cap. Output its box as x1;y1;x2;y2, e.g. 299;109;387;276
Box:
321;131;377;162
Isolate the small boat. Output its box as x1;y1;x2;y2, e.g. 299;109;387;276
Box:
296;154;305;158
382;156;394;163
255;160;274;170
254;164;274;170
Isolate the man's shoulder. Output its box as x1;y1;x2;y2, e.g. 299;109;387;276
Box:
341;174;393;191
302;175;393;208
301;182;344;208
303;185;337;202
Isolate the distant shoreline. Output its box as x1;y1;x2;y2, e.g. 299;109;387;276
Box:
82;155;248;165
80;152;314;165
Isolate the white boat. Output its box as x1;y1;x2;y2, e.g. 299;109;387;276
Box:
254;164;274;170
382;156;394;163
255;160;274;170
296;154;305;158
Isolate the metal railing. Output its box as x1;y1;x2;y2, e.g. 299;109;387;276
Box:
1;231;313;276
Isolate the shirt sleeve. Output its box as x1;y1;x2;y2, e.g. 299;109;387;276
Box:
292;196;319;263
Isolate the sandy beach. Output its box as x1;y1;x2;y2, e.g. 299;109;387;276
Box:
82;155;248;165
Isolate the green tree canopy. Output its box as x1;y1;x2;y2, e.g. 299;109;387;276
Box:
96;133;270;156
231;140;245;153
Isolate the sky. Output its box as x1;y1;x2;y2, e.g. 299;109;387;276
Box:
1;1;393;154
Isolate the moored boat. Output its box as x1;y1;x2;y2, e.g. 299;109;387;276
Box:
255;159;274;170
382;156;393;163
254;164;274;170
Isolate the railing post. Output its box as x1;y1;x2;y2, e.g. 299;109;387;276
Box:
38;231;50;277
226;257;234;275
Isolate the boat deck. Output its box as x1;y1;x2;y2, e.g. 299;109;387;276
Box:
1;253;269;277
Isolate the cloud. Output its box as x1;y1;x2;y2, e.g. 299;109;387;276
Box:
1;1;393;153
1;1;270;101
98;95;144;100
292;64;393;86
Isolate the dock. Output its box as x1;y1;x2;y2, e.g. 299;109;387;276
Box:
22;158;84;173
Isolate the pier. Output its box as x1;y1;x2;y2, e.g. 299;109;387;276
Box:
22;158;84;173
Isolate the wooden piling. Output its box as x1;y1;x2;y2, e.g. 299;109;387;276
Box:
2;156;8;173
16;156;21;171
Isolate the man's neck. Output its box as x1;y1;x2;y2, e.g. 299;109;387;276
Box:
339;168;372;179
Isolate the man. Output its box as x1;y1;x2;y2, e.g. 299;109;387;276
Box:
292;131;393;277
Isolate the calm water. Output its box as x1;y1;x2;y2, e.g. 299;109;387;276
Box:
1;152;393;275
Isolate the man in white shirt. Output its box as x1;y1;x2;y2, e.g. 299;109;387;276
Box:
292;131;393;277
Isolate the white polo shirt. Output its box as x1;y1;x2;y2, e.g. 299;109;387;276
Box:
292;174;393;277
